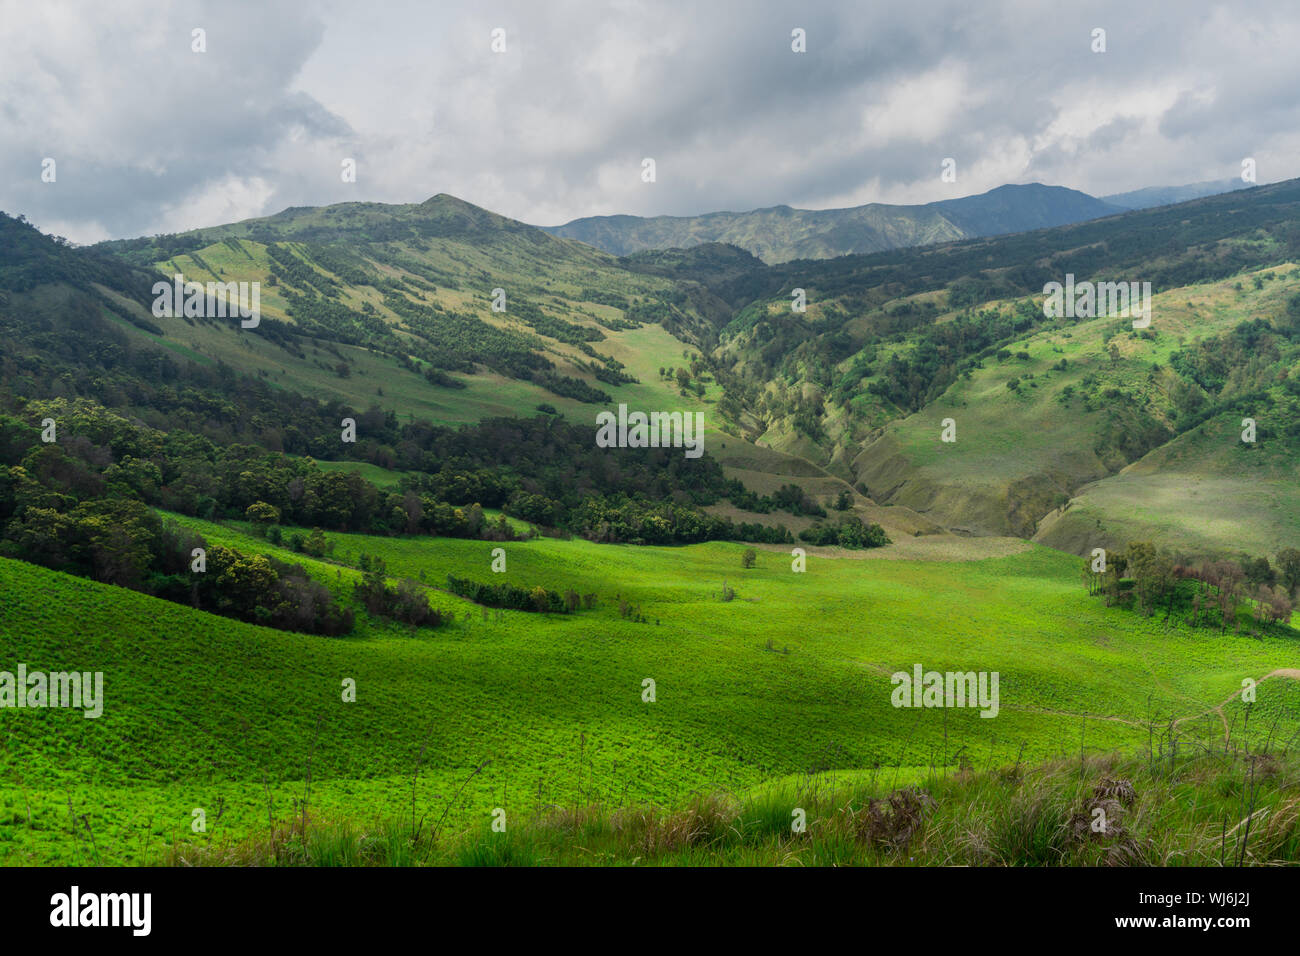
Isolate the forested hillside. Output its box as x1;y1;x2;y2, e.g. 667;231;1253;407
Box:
7;178;1300;570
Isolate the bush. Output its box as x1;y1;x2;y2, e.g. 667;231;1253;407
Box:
445;574;568;613
800;516;890;549
355;562;443;627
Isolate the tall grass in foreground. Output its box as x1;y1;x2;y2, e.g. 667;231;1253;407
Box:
166;736;1300;867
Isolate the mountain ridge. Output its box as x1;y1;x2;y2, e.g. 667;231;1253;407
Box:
542;183;1124;264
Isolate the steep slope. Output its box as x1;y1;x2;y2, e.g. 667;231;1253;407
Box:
850;266;1300;546
1033;411;1300;560
544;184;1121;264
78;196;738;427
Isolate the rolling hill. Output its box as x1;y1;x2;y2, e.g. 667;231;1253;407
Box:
5;520;1298;864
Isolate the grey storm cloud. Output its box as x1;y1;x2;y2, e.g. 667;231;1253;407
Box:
1;0;1297;243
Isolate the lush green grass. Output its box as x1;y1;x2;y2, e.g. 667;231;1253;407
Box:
169;748;1300;866
3;523;1298;864
307;458;414;490
1035;413;1300;558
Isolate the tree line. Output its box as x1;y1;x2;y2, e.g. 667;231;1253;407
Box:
0;495;354;635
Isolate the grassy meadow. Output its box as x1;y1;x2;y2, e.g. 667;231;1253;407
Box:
3;518;1298;865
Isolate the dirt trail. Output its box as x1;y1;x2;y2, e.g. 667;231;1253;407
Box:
1022;706;1146;728
1172;669;1300;741
1006;671;1300;742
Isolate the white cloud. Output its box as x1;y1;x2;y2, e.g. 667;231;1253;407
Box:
2;0;1298;239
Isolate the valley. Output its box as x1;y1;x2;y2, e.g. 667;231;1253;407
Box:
3;174;1300;867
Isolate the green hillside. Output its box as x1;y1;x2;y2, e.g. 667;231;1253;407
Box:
5;518;1298;864
3;203;863;532
10;179;1300;558
692;181;1300;560
92;195;727;423
849;266;1300;546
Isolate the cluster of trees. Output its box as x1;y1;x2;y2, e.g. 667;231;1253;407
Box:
279;288;393;351
728;482;827;518
384;292;553;380
355;559;442;627
389;417;813;544
866;304;1038;413
1083;542;1299;631
0;401;525;546
511;298;605;347
1165;313;1300;441
0;497;353;635
266;242;342;298
1;392;819;574
658;363;707;398
445;574;578;613
567;496;794;546
578;287;631;311
799;516;891;550
577;355;638;387
532;370;611;404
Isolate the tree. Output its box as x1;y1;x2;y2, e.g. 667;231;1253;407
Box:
245;500;281;529
530;586;549;612
1125;542;1174;617
741;547;756;569
1242;555;1275;589
1205;560;1245;631
1264;586;1295;625
214;553;278;618
304;527;330;558
69;499;160;589
1276;548;1300;597
2;506;72;569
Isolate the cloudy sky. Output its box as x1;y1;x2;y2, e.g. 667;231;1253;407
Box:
2;0;1297;243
